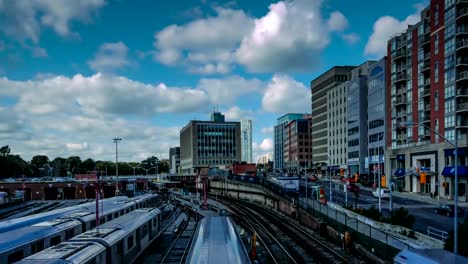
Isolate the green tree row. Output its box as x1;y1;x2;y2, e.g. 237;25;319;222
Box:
0;145;169;179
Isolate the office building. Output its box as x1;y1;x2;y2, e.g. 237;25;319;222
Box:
274;113;307;170
327;82;348;170
283;115;313;171
367;57;388;179
180;112;241;174
386;2;467;201
311;66;355;172
169;147;180;174
347;61;375;175
257;152;273;164
241;119;253;163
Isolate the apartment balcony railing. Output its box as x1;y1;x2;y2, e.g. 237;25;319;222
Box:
457;70;468;80
458;7;468;18
422;61;431;71
457;57;468;65
396;111;407;117
457;27;468;34
421;88;431;97
457;87;468;95
457;119;468;127
395;97;407;105
457;38;468;49
457;102;468;111
394;49;407;59
396;89;406;95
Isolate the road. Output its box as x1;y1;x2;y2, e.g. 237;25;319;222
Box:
300;180;466;236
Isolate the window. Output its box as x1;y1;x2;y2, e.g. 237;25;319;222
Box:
50;235;61;246
31;240;44;254
127;235;134;250
445;36;455;53
435;4;439;25
435;61;439;83
435;91;439;111
8;251;24;263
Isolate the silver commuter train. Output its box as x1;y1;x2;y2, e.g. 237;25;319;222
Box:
0;196;130;234
186;216;251;264
0;194;159;263
394;248;468;264
18;208;162;264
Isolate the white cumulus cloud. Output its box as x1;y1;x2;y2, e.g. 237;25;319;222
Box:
88;42;132;72
262;74;310;113
364;5;422;57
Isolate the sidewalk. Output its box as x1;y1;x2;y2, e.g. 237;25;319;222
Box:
358;184;468;208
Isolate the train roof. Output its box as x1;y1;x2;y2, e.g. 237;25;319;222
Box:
187;216;250;264
0;196;130;234
17;241;105;264
70;208;161;246
0;218;81;253
394;249;468;264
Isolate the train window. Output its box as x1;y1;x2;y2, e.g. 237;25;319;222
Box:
142;223;148;236
66;229;74;240
31;240;44;254
50;235;61;246
127;235;134;250
117;241;123;255
8;250;24;263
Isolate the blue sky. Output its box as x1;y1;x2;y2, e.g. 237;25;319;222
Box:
0;0;425;161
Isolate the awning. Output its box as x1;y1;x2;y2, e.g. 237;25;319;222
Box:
441;166;468;177
394;168;405;176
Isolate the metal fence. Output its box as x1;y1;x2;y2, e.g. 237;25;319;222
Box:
297;197;414;261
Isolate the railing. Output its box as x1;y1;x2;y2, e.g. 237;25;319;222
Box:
457;70;468;80
457;27;468;34
457;102;468;111
457;57;468;65
458;7;468;18
457;87;468;95
421;88;431;96
427;226;448;242
395;97;406;104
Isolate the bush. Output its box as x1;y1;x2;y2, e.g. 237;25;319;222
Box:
390;207;415;229
408;230;416;239
360;206;381;221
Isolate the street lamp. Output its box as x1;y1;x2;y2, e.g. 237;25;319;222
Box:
113;138;122;196
400;121;459;255
125;163;142;197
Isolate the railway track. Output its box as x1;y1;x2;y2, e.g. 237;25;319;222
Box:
221;198;300;264
159;214;197;264
219;196;353;264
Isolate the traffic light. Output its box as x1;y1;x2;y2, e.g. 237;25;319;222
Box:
340;168;345;176
381;175;386;187
420;172;426;184
442;182;448;188
354;173;359;182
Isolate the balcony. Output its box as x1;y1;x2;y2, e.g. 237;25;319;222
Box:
457;57;468;66
394;49;407;60
419;130;431;138
420;115;431;123
457;119;468;127
395;72;407;83
395;96;407;105
457;102;468;112
396;89;407;95
457;26;468;35
424;78;431;87
457;38;468;51
422;61;431;72
424;104;431;111
396;111;407;117
421;88;431;97
457;86;468;96
458;0;468;4
459;8;468;20
419;35;430;46
457;70;468;81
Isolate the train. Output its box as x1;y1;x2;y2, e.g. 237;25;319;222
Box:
394;248;468;264
17;208;162;264
226;174;299;197
0;196;130;234
186;216;250;264
0;194;159;263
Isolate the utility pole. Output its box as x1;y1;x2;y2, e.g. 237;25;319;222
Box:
113;138;122;196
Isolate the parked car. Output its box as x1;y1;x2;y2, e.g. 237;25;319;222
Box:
372;189;390;199
347;183;360;192
308;175;318;182
341;176;357;183
434;204;465;217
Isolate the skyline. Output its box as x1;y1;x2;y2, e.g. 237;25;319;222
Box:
0;0;425;161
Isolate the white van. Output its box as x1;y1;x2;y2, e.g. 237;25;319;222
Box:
372;189;390;198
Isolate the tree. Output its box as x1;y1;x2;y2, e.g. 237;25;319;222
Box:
0;145;10;156
66;156;81;176
51;157;67;177
445;219;468;257
141;156;160;169
81;158;96;173
31;155;50;168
